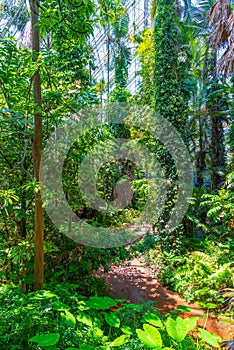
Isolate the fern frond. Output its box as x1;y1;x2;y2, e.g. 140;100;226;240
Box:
209;264;234;287
191;251;216;265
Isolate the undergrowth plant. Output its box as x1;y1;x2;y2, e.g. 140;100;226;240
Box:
0;284;224;349
141;234;234;313
201;171;234;234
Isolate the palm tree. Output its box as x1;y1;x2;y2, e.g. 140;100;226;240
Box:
208;0;234;187
209;0;234;76
110;7;131;102
187;0;233;189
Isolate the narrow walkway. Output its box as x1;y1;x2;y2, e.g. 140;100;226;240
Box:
97;258;234;341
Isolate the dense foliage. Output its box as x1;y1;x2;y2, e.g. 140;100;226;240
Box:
0;284;223;349
0;0;233;349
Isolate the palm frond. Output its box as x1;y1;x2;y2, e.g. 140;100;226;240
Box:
209;0;230;49
219;42;234;76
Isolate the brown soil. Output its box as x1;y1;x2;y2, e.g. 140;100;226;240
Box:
96;258;234;341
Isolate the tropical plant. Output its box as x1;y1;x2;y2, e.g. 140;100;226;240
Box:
201;171;234;233
0;284;222;349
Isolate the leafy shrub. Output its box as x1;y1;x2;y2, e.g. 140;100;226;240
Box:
0;284;221;349
201;171;234;234
141;235;234;312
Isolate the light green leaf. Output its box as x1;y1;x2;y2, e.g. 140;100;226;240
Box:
198;328;222;348
33;290;57;299
109;334;129;347
143;312;163;328
61;310;76;327
77;313;92;327
121;325;133;335
136;324;162;349
166;317;198;342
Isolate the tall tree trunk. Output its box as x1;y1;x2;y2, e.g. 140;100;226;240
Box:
210;111;225;188
209;54;226;189
197;113;206;188
107;24;110;101
31;0;44;290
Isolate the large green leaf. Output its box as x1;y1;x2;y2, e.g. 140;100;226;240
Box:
29;333;60;346
103;312;120;328
61;310;76;327
52;301;70;311
166;316;198;342
33;290;57;300
136;323;162;349
76;312;93;327
143;312;163;328
198;328;222;348
85;296;117;310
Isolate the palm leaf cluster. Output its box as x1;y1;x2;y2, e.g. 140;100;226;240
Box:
209;0;234;75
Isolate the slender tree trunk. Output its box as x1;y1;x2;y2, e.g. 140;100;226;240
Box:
209;54;226;189
198;114;206;188
107;24;110;101
210;111;225;188
31;0;44;290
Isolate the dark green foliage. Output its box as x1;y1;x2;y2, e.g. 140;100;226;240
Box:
152;0;193;252
0;0;233;344
153;0;190;133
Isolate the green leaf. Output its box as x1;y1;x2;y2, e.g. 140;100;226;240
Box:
166;317;198;342
109;334;129;347
123;303;142;310
176;305;191;313
52;301;70;311
136;324;162;349
143;312;163;328
78;345;95;350
121;325;133;335
85;296;117;310
203;303;217;309
33;290;57;300
61;310;76;327
103;312;120;328
76;313;92;327
29;333;60;346
198;328;222;348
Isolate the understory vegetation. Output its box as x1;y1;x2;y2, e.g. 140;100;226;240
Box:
0;284;224;349
0;0;234;349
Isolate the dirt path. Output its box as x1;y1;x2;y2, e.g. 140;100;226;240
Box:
97;258;234;341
